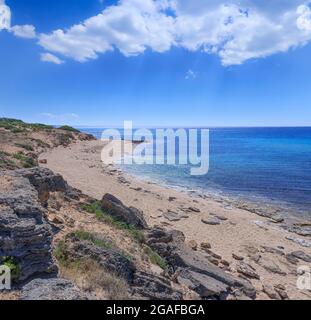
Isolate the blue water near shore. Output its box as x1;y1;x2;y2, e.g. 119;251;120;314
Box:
81;127;311;216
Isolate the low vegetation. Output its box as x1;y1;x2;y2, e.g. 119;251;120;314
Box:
54;238;129;300
144;246;168;270
73;230;112;249
0;118;53;132
14;143;34;151
58;125;80;133
13;153;37;168
81;201;144;243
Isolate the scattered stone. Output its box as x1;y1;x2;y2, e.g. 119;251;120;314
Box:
21;278;91;300
261;246;285;256
236;262;260;280
286;236;311;248
262;263;286;276
188;240;198;251
262;284;281;300
200;242;212;250
201;217;221;225
168;197;177;202
285;225;311;237
39;159;47;164
188;207;201;213
101;193;147;229
274;284;289;300
290;251;311;262
145;228;256;299
232;253;244;261
206;256;220;266
220;260;230;267
285;253;299;265
210;213;228;221
130;187;143;192
163;210;189;222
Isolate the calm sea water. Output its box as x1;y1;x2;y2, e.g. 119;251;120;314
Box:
81;127;311;216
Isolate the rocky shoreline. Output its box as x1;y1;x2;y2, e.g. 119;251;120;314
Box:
1;123;311;300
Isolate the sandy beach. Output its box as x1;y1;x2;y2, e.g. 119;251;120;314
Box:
40;139;311;300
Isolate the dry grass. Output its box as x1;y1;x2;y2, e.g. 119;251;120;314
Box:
59;259;130;300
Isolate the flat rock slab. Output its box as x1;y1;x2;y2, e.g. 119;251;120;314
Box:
21;278;91;300
201;217;221;225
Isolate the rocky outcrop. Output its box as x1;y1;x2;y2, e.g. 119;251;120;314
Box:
17;167;80;205
61;233;136;282
145;228;256;300
21;278;91;300
101;193;147;229
0;169;59;283
132;271;182;300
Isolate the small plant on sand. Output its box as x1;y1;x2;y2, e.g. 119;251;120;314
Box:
81;201;144;243
143;246;168;270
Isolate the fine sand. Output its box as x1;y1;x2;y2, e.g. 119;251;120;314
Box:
40;139;311;300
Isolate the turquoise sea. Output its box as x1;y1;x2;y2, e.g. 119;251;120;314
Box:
80;127;311;217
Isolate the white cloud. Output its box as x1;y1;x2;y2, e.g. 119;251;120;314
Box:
0;0;11;30
185;69;197;80
11;24;36;39
40;53;64;64
3;0;311;66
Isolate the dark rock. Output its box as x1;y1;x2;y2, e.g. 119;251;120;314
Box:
200;242;212;250
21;278;91;300
236;262;260;280
16;167;76;205
262;284;281;300
232;253;244;261
132;271;182;300
261;263;286;276
285;253;299;265
145;228;256;299
290;251;311;263
261;246;285;256
188;240;198;251
101;194;147;229
62;233;136;282
188;207;201;213
201;217;221;225
0;169;58;283
177;269;229;300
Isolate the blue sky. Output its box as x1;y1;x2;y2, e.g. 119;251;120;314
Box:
1;0;311;127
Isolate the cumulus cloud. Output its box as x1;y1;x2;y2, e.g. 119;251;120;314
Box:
11;24;36;39
37;0;311;66
40;53;64;65
3;0;311;66
1;0;36;40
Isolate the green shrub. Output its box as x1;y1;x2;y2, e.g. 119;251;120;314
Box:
14;143;34;151
144;247;167;270
81;201;144;243
13;153;37;168
73;230;112;249
58;125;80;133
